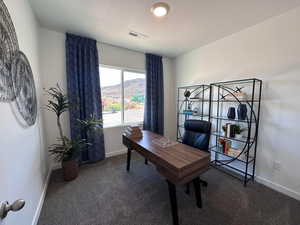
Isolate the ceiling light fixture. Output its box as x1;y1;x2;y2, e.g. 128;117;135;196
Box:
151;2;170;18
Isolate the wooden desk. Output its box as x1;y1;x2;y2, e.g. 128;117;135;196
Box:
122;131;210;225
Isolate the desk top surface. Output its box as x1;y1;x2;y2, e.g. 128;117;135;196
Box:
123;130;210;172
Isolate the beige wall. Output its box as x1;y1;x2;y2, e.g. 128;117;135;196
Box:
175;7;300;200
98;43;145;71
39;28;176;163
0;1;49;225
163;57;177;140
38;28;70;159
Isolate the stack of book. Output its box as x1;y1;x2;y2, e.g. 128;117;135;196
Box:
227;148;242;158
218;138;232;155
224;123;235;138
124;126;143;138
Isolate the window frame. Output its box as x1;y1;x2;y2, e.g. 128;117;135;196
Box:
100;64;146;128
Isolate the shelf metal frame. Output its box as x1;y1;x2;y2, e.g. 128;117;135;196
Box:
177;78;262;186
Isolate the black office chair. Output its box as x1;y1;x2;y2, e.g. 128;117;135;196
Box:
182;119;211;194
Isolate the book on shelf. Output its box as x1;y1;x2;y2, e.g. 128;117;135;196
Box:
224;123;235;138
218;138;231;154
224;140;231;154
183;110;193;115
227;148;242;158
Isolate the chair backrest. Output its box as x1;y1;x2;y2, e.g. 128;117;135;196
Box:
182;120;211;152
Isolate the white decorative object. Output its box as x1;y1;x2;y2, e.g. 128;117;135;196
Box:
152;137;178;148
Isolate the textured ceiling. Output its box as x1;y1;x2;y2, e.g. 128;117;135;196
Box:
29;0;300;57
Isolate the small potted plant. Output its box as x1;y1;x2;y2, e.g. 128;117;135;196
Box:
233;124;246;139
45;85;102;181
49;136;88;181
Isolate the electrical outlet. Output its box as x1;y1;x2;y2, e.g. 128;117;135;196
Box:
273;161;281;171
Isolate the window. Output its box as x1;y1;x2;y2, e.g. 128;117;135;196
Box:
100;65;146;128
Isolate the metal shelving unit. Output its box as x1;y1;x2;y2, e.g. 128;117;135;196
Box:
177;78;262;186
177;84;211;143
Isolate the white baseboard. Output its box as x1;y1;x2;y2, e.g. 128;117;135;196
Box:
29;148;137;225
31;167;52;225
106;149;127;158
29;149;126;225
256;176;300;201
50;149;128;171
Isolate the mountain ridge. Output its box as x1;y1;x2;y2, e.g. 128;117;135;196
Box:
102;78;145;98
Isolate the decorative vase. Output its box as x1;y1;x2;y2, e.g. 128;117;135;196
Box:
237;104;247;120
184;90;191;98
227;107;236;120
62;159;79;181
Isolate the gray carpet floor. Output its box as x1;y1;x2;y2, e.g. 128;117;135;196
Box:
38;153;300;225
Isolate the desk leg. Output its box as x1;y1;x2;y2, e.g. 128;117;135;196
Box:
193;177;202;208
166;180;179;225
126;148;131;172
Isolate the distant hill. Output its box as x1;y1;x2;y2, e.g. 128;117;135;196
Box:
102;78;145;99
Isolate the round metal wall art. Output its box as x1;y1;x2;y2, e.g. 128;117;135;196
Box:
11;51;37;126
0;0;19;101
0;0;37;126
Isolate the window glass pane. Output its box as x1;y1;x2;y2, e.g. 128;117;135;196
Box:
100;67;122;127
124;71;145;124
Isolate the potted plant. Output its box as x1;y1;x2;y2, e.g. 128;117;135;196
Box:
45;85;102;181
233;124;246;139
